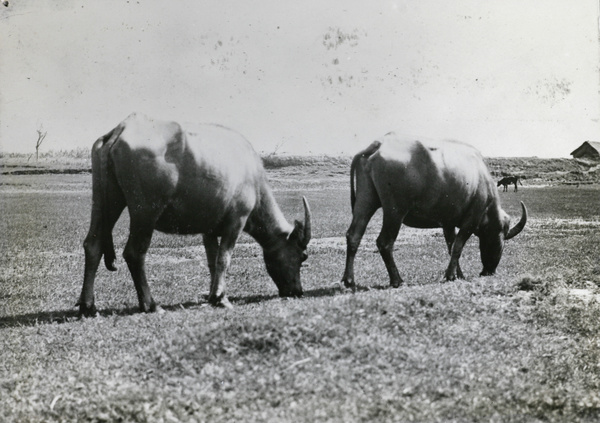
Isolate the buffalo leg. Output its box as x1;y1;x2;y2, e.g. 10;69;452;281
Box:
207;217;246;308
123;217;157;313
376;212;404;288
342;204;378;289
203;234;218;281
442;226;464;279
202;234;224;305
444;228;472;281
78;191;125;316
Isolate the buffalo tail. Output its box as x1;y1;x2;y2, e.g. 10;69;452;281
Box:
350;140;381;211
98;125;124;271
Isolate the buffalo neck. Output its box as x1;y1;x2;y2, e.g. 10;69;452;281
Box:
245;184;293;251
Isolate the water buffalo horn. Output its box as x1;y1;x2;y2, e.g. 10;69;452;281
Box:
506;202;527;240
302;196;312;247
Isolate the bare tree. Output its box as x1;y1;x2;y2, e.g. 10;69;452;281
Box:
264;139;288;159
35;128;47;162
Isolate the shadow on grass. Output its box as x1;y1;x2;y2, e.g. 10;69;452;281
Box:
0;284;383;329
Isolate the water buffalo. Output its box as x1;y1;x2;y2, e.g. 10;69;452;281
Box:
342;133;527;288
78;113;311;315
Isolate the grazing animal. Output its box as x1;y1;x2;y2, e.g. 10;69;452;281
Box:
497;176;522;192
78;113;312;316
341;133;527;288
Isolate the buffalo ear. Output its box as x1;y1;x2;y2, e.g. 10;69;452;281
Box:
502;215;511;238
289;219;303;240
294;219;303;231
291;219;311;249
289;197;312;248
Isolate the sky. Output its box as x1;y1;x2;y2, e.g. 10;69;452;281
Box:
1;0;599;157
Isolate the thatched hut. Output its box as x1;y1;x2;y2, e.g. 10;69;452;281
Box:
570;141;600;161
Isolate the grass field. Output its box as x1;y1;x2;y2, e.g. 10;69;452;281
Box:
1;168;600;422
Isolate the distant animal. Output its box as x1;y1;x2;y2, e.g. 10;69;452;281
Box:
497;176;522;192
78;113;311;316
341;133;527;288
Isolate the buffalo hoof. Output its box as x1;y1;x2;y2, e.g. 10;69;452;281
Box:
390;278;403;288
77;302;98;318
208;294;233;309
443;273;457;282
139;300;157;313
342;278;356;290
480;270;495;277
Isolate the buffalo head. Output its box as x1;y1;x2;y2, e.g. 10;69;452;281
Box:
263;197;312;297
478;202;527;276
